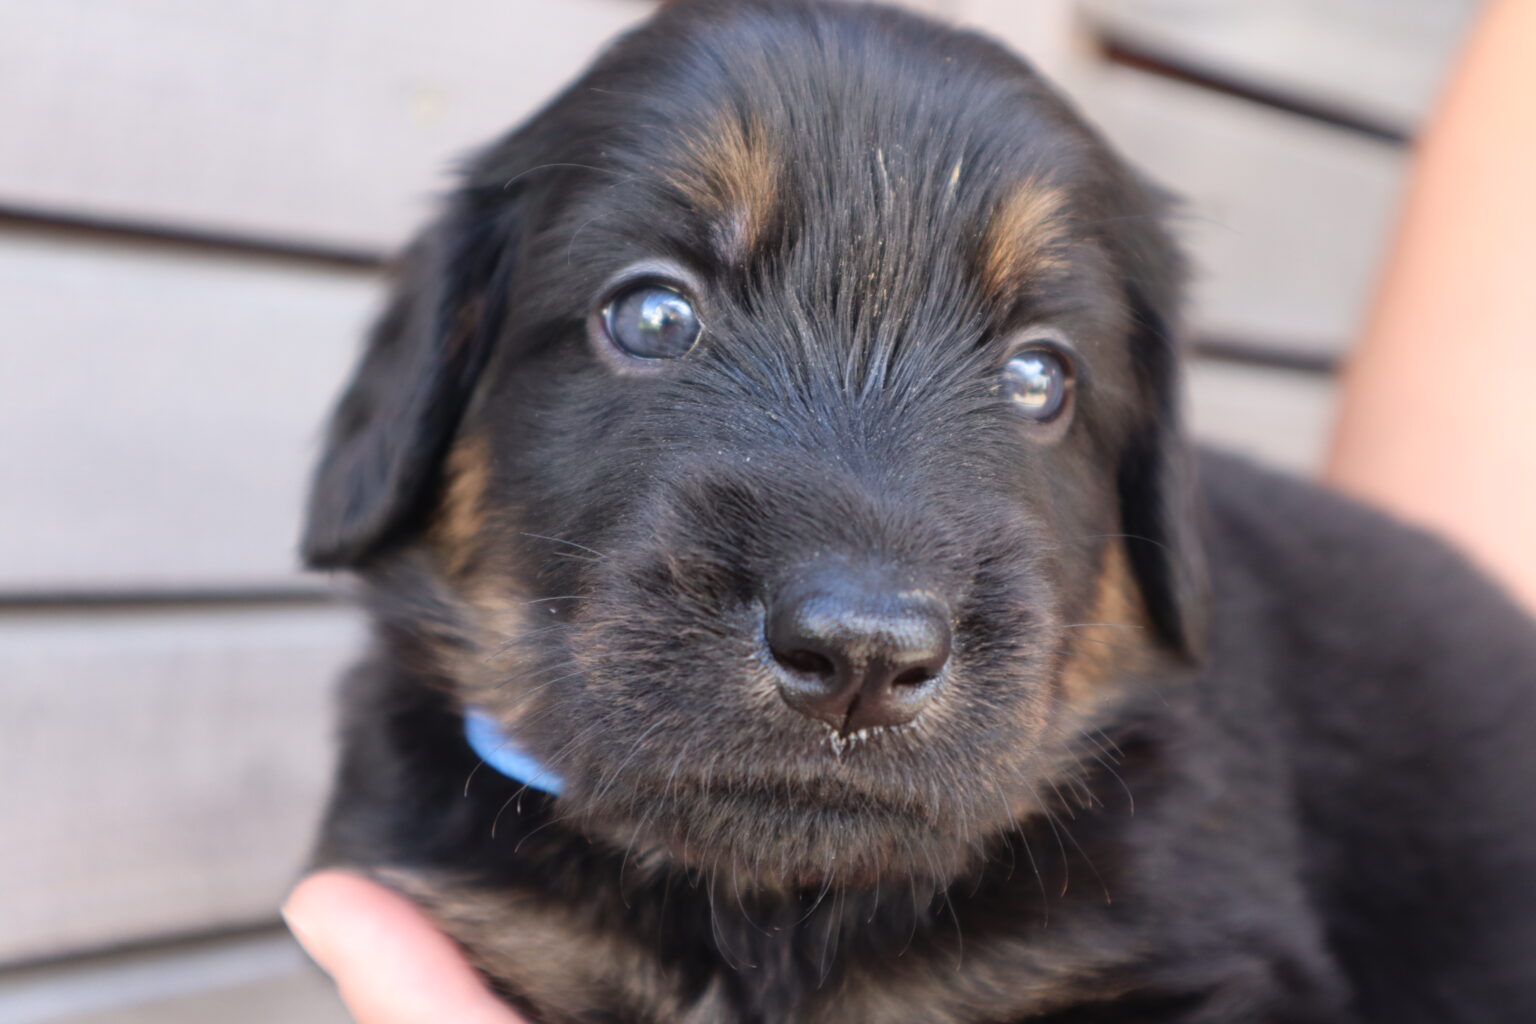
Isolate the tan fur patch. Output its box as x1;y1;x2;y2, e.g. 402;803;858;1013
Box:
420;432;544;706
1058;539;1156;711
978;181;1071;302
670;113;781;262
431;431;494;579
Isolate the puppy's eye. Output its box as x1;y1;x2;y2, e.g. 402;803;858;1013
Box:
1002;347;1072;421
601;283;702;360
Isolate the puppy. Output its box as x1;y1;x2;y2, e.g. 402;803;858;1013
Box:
302;1;1536;1021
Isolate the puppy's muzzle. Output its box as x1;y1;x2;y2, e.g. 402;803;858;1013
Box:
766;560;952;732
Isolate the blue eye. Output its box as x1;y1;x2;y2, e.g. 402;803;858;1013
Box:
1002;348;1072;421
601;283;702;360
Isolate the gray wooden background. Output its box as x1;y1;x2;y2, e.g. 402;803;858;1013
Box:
0;0;1477;1019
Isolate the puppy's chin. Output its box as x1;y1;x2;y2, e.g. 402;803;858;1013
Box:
564;770;1019;892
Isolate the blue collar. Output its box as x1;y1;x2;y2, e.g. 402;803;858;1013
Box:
463;707;565;796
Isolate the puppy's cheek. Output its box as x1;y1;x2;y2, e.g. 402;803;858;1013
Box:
558;593;775;775
415;568;542;719
427;431;497;581
403;432;543;701
1053;540;1159;714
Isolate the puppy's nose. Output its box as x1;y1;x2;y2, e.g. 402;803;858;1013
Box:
767;567;951;732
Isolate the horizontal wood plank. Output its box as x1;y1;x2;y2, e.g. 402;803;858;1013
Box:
39;960;343;1024
0;931;341;1024
0;223;376;594
1081;0;1478;139
0;0;655;255
1187;358;1337;476
1086;65;1406;359
0;604;364;966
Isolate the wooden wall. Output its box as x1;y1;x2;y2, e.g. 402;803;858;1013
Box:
0;0;1475;969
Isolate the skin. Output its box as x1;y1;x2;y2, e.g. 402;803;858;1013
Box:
1328;0;1536;613
283;872;527;1024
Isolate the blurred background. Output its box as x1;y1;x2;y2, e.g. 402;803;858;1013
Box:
0;0;1479;1020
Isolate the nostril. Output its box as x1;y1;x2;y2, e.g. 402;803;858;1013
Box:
891;664;939;688
778;647;837;680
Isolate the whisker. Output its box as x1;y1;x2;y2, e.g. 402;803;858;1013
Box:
942;886;964;972
1023;779;1071;897
1078;732;1135;814
510;806;579;851
462;760;485;798
501;162;628;190
491;623;572;651
589;719;670;805
519;532;607;559
1078;532;1173;556
493;667;587;698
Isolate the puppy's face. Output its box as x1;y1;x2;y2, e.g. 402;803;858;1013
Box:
307;0;1203;891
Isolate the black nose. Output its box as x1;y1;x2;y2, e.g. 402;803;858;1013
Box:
767;565;951;732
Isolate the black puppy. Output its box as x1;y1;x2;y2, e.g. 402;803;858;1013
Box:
303;1;1536;1021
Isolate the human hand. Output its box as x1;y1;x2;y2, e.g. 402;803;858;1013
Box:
284;870;530;1024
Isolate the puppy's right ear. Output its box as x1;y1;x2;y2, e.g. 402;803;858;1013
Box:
302;190;519;568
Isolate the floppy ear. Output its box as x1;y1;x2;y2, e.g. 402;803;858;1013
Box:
1109;187;1210;661
302;188;520;568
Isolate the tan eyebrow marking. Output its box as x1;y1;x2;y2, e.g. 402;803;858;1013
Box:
669;113;781;263
978;179;1072;302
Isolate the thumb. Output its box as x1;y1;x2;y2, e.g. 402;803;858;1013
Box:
283;870;528;1024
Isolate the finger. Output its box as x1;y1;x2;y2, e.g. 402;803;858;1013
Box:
283;870;528;1024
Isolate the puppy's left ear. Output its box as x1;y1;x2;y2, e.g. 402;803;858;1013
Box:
302;187;519;568
1108;181;1210;662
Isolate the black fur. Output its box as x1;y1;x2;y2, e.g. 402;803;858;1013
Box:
304;2;1536;1021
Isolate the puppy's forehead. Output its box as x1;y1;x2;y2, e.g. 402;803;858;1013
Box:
625;18;1087;311
666;108;1072;283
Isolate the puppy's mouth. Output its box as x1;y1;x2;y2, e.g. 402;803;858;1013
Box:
818;719;920;754
534;699;1045;891
570;770;1002;890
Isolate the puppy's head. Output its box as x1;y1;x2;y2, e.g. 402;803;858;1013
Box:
305;0;1205;890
